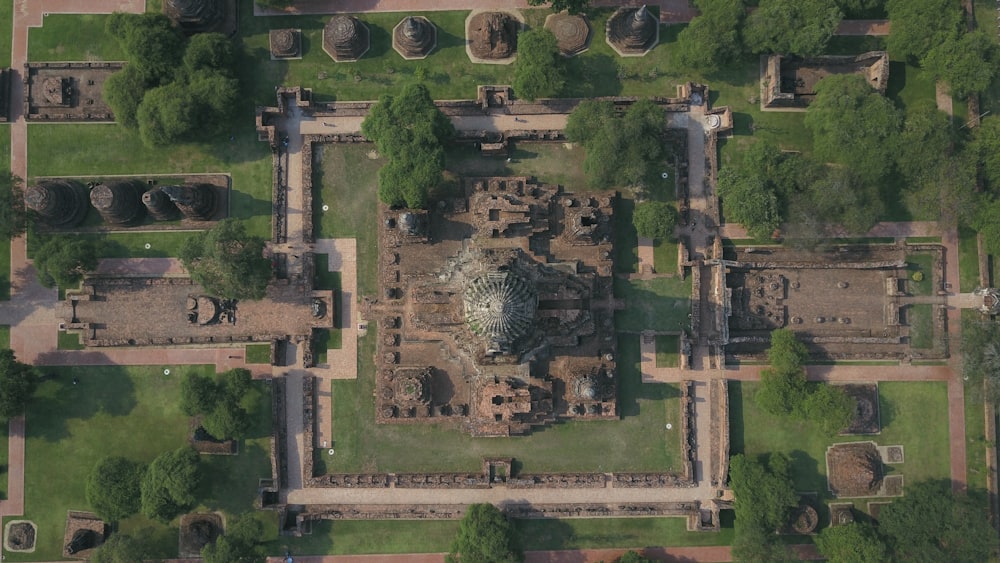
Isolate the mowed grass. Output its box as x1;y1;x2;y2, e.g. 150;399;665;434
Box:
615;276;691;333
445;143;591;190
326;336;682;473
964;388;989;493
27;14;125;61
730;381;950;515
2;365;272;562
245;343;271;364
653;238;680;274
906;252;935;296
0;125;10;300
655;334;680;368
908;304;935;350
56;331;84;350
959;226;982;292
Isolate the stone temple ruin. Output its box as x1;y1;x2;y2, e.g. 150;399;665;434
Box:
544;13;592;57
762;52;889;110
393;16;437;60
163;0;237;37
269;29;302;60
606;5;659;57
25;180;90;228
23;62;122;121
374;177;618;436
323;16;370;62
90;180;146;226
466;12;520;63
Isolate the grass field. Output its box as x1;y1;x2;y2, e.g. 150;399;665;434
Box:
56;331;84;350
964;388;989;493
313;254;343;351
2;365;271;562
445;143;591;190
0;126;10;301
908;304;935;350
27;14;125;62
959;226;982;292
615;276;691;333
245;344;271;364
730;380;950;518
906;252;935;296
325;336;681;473
653;239;680;274
655;334;680;368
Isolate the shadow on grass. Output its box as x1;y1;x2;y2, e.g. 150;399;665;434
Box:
512;518;577;551
729;381;745;455
30;366;138;442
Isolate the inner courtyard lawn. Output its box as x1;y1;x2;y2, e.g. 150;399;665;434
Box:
325;335;682;474
2;365;272;562
730;380;950;520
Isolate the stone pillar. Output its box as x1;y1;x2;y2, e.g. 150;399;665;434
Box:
142;186;180;221
24;179;90;228
90;180;146;226
161;183;216;221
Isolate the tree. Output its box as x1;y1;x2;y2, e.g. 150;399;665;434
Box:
879;480;996;563
755;329;809;416
136;82;199;147
835;0;886;18
362;83;455;208
617;551;654;563
886;0;963;61
106;13;184;84
202;515;265;563
0;173;27;240
140;447;201;522
961;317;1000;403
973;197;1000;255
103;65;150;130
89;534;149;563
566;99;668;189
0;349;38;419
255;0;293;8
513;28;565;101
745;0;842;56
446;503;522;563
802;383;856;435
804;74;901;186
525;0;590;14
180;219;271;300
731;524;794;563
816;521;888;563
180;371;220;416
972;116;1000;193
202;368;254;440
802;166;883;235
86;456;145;521
675;0;746;73
730;453;798;531
183;33;237;75
923;31;1000;98
717;169;780;239
33;236;100;290
632;201;677;241
895;101;954;185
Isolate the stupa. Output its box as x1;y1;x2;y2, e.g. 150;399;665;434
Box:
606;5;659;56
161;184;216;221
90;181;146;226
24;180;89;228
322;16;370;62
392;16;437;60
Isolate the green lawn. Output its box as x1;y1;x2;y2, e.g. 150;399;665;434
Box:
516;516;733;550
0;326;8;349
959;226;981;292
27;14;125;62
908;304;935;350
964;388;989;493
56;331;84;350
615;276;691;333
0;0;11;66
906;252;935;296
653;239;680;275
730;380;951;515
3;365;272;561
325;335;681;473
245;343;271;364
445;143;592;191
0;125;10;301
655;334;680;368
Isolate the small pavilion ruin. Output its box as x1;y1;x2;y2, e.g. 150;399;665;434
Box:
762;52;889;110
606;5;658;57
322;16;370;62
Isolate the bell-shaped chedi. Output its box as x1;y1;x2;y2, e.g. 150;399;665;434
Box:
164;0;227;35
142;186;180;221
90;180;146;226
269;28;301;59
323;16;371;62
25;179;89;228
463;270;537;356
160;184;216;221
544;12;592;57
606;5;659;56
393;16;437;60
467;12;520;62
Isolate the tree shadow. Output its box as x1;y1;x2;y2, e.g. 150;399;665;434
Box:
512;517;576;551
728;381;746;455
28;365;138;442
878;390;897;430
565;53;623;97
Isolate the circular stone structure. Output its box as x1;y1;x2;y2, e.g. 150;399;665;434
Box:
466;11;522;64
606;5;659;57
464;271;537;353
322;16;370;62
393;16;437;60
142;186;180;221
544;13;592;57
269;28;301;59
25;179;90;228
89;181;146;226
4;520;36;553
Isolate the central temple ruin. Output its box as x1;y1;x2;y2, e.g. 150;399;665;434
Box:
374;177;619;436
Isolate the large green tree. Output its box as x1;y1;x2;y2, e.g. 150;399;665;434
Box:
103;65;150;130
362;83;455;209
804;74;901;186
180;219;271;300
89;534;149;563
0;173;27;240
140;447;201;522
755;329;810;416
816;521;888;563
972;116;1000;193
106;13;184;84
717;170;780;239
675;0;746;73
136;81;199;147
183;33;237;75
513;28;565;101
923;30;1000;98
565;99;668;189
729;453;798;561
745;0;842;56
879;480;996;563
526;0;590;14
181;368;254;440
961;317;1000;403
33;236;100;290
0;349;38;419
632;201;677;241
446;503;522;563
886;0;963;61
86;456;145;521
201;515;266;563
